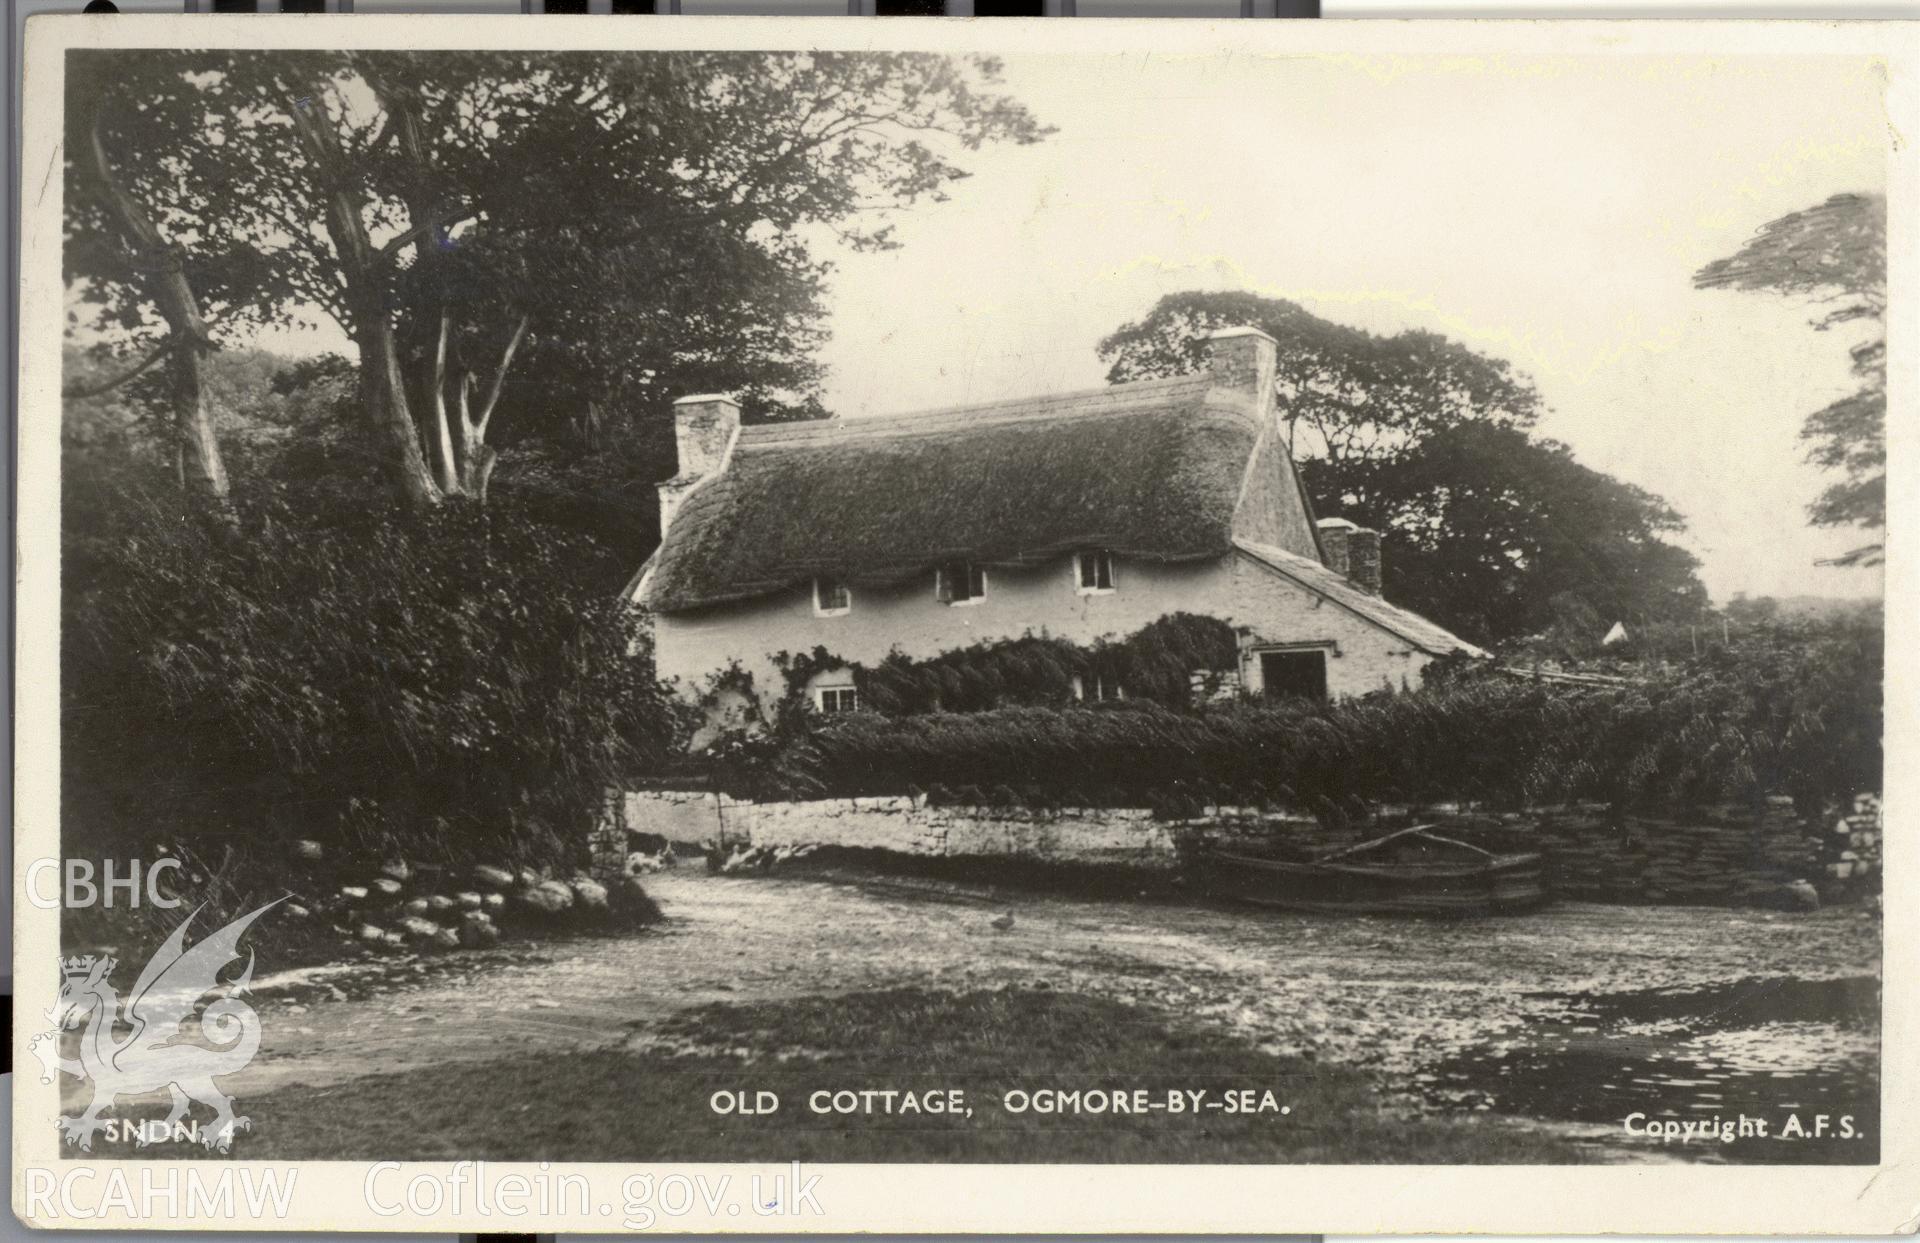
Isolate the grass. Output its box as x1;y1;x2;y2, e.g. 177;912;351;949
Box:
197;987;1586;1163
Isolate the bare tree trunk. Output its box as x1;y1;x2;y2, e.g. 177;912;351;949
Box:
289;85;441;513
448;315;527;502
80;104;232;520
429;312;459;494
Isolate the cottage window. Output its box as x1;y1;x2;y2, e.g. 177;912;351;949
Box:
1260;649;1329;703
1073;673;1125;702
1076;549;1115;594
815;686;860;714
813;577;852;616
936;562;986;605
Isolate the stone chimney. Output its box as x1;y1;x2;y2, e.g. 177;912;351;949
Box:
1317;517;1382;595
658;393;740;533
1205;326;1277;421
1316;517;1355;577
1346;528;1382;595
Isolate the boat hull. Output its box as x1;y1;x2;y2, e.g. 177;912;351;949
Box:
1201;847;1550;917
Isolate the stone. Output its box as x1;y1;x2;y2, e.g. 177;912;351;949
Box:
399;916;442;941
481;892;506;912
458;911;499;948
518;880;575;917
1783;879;1821;911
357;924;385;944
990;913;1015;931
472;864;516;891
341;886;370;902
515;868;542;890
371;878;404;897
569;878;610;914
455;892;484;910
423;894;457;913
284;903;310;920
403;898;431;917
380;860;413;883
609;875;664;927
431;928;462;950
292;840;324;862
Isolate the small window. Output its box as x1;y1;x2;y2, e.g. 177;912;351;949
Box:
1076;550;1115;593
1076;673;1124;703
814;577;852;616
936;562;986;605
816;686;859;714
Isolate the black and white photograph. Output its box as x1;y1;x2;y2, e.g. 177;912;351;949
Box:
11;11;1917;1234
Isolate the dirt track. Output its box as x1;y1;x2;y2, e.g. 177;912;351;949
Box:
226;863;1880;1156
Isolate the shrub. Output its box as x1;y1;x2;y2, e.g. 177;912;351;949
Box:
62;488;689;881
730;616;1881;818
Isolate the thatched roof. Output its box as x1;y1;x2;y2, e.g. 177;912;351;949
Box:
1234;539;1487;658
642;375;1277;612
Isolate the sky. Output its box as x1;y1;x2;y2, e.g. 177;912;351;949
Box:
240;48;1892;605
806;49;1891;604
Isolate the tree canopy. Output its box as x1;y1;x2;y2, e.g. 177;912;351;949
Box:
1694;193;1886;558
1097;290;1706;645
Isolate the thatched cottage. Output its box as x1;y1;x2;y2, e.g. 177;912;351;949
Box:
626;327;1483;720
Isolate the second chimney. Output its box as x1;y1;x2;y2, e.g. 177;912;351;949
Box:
1316;516;1382;596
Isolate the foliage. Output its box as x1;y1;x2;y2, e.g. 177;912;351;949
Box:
1310;422;1710;644
729;617;1879;818
63;486;690;871
70;49;1050;510
1694;193;1886;544
1098;289;1541;462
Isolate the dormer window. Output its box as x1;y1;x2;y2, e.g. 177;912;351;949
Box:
1076;550;1115;594
936;562;986;606
813;577;852;617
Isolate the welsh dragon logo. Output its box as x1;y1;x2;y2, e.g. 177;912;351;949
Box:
30;900;280;1153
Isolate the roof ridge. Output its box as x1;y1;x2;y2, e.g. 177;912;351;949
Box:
739;374;1217;449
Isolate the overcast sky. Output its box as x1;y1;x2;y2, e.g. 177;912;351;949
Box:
246;48;1890;604
809;49;1890;605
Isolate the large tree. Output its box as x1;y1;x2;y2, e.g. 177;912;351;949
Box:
152;50;1047;511
1098;289;1541;463
61;53;289;518
1694;193;1886;564
1097;291;1706;644
1316;422;1708;644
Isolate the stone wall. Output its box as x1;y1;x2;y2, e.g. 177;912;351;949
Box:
606;788;1876;909
610;789;1178;872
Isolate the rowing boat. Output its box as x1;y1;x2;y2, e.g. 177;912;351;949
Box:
1199;823;1549;916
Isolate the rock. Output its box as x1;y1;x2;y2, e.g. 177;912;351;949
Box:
285;903;310;920
403;898;431;917
423;894;457;914
381;931;406;948
292;840;325;862
357;924;385;944
481;892;506;912
990;913;1015;932
458;911;499;947
341;886;370;902
472;865;516;891
518;880;575;917
569;878;610;914
531;999;561;1009
371;878;404;897
380;860;413;883
515;867;543;890
398;916;442;942
455;891;484;910
609;875;664;927
1784;879;1821;911
626;851;667;875
431;928;462;950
